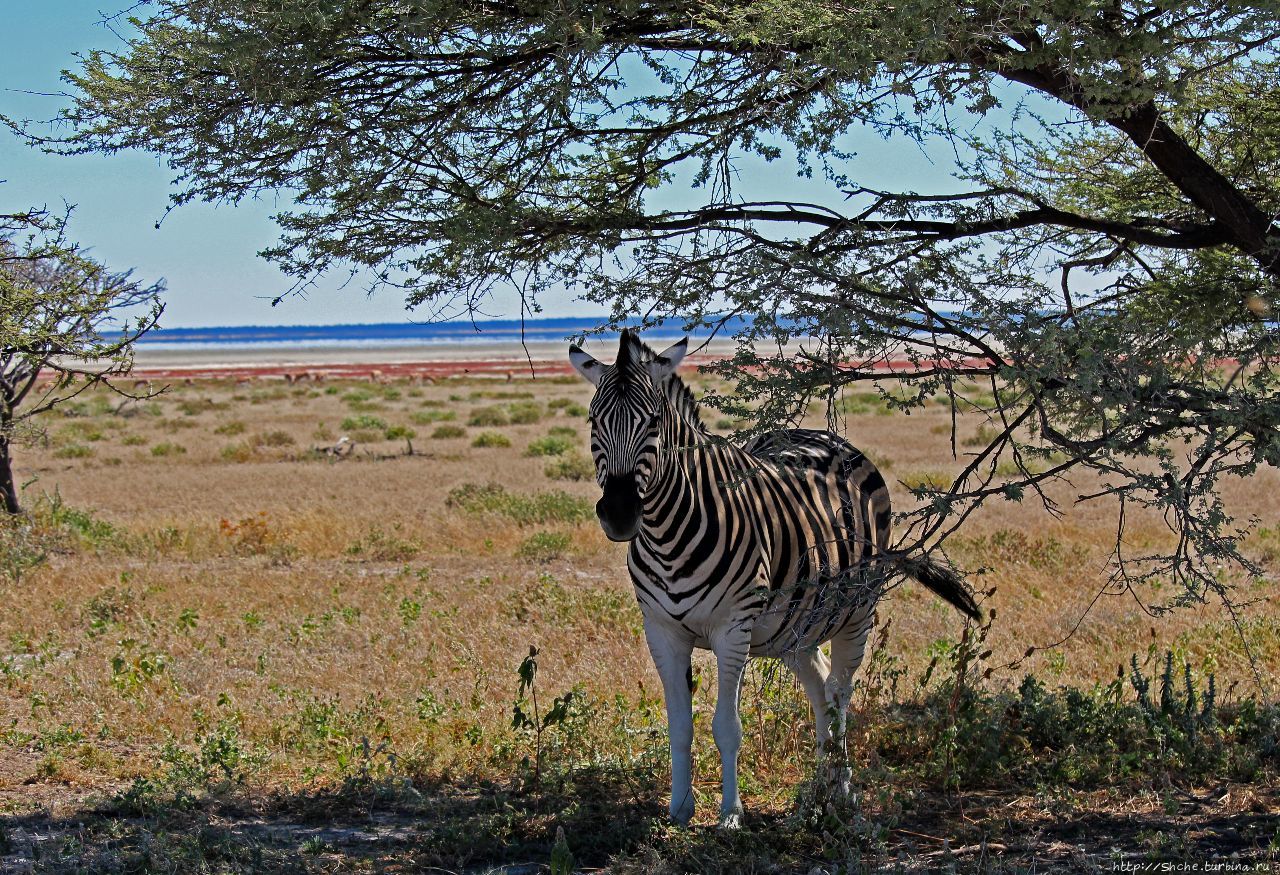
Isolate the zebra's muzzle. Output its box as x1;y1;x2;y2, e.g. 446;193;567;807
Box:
597;473;643;541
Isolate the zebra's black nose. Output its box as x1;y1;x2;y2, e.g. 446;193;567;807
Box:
597;473;642;541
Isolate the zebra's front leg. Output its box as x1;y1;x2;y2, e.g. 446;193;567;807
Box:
711;624;752;829
643;618;696;825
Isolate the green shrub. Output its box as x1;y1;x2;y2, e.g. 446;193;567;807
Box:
60;422;105;442
345;526;422;561
340;414;388;431
546;398;573;410
472;431;511;448
544;452;595;482
214;420;246;436
121;434;147;446
516;531;573;562
506;401;543;424
525;435;573;457
151;442;187;457
431;425;466;439
220;443;255;463
384;425;416;440
468;405;510;427
548;425;578;439
53;444;93;459
561;402;588;418
410;409;456;425
446;483;594;525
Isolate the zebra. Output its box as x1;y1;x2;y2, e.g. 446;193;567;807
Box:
569;330;980;828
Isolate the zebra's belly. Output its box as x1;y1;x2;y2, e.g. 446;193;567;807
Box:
632;567;881;656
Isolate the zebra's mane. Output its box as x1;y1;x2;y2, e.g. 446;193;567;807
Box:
633;339;709;437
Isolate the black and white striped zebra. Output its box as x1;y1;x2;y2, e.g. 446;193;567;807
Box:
569;330;979;827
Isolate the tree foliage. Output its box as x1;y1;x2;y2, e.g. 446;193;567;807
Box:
0;208;163;513
43;1;1280;617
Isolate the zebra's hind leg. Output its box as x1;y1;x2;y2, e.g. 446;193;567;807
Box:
823;612;876;798
643;619;696;826
781;646;833;752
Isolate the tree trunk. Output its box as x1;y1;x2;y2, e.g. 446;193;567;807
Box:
0;438;21;515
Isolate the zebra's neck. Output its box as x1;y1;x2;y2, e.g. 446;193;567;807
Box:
636;374;729;551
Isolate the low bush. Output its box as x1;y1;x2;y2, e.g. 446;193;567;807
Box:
410;409;456;425
472;431;511;448
516;531;573;563
468;405;510;427
340;414;388;431
525;435;573;457
447;483;595;525
545;452;595;482
507;401;544;424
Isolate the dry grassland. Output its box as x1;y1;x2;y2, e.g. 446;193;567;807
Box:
1;371;1277;871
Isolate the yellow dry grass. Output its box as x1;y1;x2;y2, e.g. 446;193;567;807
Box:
2;372;1277;818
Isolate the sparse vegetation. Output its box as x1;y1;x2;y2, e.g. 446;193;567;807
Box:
468;405;509;427
472;431;511;448
545;452;595;482
1;379;1275;872
525;435;573;457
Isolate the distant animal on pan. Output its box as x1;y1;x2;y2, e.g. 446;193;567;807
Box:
569;330;980;828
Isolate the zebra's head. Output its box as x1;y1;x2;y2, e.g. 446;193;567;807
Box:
568;330;688;541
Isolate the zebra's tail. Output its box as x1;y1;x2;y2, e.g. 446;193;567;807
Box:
893;553;982;621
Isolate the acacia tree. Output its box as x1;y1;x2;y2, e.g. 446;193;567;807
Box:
0;209;163;513
46;1;1279;618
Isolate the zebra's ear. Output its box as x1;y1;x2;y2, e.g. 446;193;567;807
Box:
569;344;604;386
648;337;688;381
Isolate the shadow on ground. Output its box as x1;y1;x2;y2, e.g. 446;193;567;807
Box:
1;773;1277;873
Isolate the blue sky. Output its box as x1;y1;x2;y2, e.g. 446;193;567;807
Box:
1;3;960;329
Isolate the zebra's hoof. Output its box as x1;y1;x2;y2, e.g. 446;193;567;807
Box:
669;799;694;827
718;811;742;830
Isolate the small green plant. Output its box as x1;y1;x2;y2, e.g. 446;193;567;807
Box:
516;531;573;562
384;424;416;441
472;431;511;448
120;433;147;446
398;596;422;625
431;424;466;439
511;645;576;786
110;638;169;693
340;414;388;431
507;401;543;424
220;442;255;462
446;483;594;525
544;452;595;481
561;402;588;418
525;435;573;457
468;405;510;427
410;409;456;425
345;525;422;561
53;443;94;459
214;420;246;436
150;441;187;457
